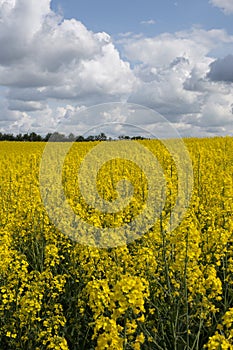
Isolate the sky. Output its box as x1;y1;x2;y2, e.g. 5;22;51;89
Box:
0;0;233;137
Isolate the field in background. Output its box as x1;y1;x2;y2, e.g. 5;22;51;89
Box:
0;137;233;350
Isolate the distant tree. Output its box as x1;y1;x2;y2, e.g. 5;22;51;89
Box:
44;133;52;142
68;133;75;142
86;135;95;142
75;135;85;142
50;132;67;142
16;133;23;141
29;132;42;142
118;135;130;140
5;133;14;141
95;132;107;141
131;136;145;140
22;133;30;141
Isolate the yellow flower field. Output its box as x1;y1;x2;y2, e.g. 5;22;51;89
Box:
0;137;233;349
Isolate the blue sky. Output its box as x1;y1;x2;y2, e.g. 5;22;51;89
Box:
51;0;233;38
0;0;233;137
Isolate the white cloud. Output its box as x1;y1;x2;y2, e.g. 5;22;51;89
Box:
123;28;233;135
200;96;233;127
124;29;232;67
210;0;233;14
0;0;136;114
128;58;201;122
140;19;156;25
118;32;134;38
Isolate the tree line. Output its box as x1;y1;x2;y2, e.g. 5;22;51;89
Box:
0;132;147;142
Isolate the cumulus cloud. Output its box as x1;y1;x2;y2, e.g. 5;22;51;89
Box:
0;0;53;65
122;28;233;135
209;0;233;14
128;57;201;122
0;0;136;114
200;95;233;127
140;19;156;25
207;55;233;82
123;29;232;67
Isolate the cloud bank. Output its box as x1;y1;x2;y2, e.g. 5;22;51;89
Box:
0;0;233;137
210;0;233;14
